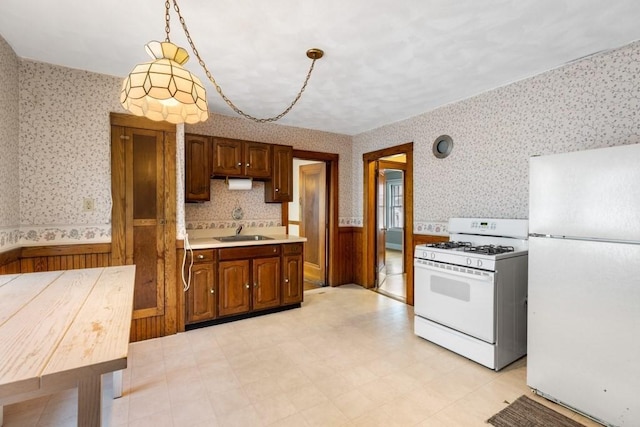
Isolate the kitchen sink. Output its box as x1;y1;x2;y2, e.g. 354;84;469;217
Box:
216;235;274;242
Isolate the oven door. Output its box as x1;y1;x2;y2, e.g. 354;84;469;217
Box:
414;259;496;343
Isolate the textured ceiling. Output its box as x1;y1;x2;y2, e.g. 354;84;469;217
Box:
1;0;640;135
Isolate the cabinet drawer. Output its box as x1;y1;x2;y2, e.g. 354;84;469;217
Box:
219;245;281;260
191;249;215;263
282;243;303;255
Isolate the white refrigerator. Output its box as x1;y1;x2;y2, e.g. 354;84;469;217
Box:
528;143;640;427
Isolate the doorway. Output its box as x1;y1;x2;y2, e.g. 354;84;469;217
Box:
287;152;337;290
376;160;406;301
362;143;415;305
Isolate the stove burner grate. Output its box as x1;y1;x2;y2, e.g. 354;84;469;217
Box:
426;241;472;250
464;245;515;255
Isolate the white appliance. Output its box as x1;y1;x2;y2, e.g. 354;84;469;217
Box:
414;218;529;371
528;143;640;426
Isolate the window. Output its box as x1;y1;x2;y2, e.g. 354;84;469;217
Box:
386;179;403;229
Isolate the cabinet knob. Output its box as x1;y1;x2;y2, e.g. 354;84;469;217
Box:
275;188;279;192
245;283;250;289
285;278;289;283
197;254;204;259
237;162;242;166
254;282;258;288
246;163;250;167
210;289;215;294
273;248;277;253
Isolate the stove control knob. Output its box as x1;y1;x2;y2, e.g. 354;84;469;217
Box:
430;252;436;260
466;258;472;266
477;260;483;267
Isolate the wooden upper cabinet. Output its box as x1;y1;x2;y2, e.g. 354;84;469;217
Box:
265;144;293;203
244;141;271;178
212;137;271;178
185;134;212;202
212;137;243;176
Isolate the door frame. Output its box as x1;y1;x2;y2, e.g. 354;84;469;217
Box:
363;143;414;304
283;149;339;286
376;159;407;289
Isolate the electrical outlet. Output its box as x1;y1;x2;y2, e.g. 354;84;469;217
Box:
83;198;95;212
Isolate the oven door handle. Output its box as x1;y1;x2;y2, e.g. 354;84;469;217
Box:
414;261;494;282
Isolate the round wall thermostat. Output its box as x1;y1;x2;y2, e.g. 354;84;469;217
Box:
432;135;453;159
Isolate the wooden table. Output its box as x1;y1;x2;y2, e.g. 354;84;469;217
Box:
0;266;135;427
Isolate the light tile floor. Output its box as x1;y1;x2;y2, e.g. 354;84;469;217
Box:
4;285;601;426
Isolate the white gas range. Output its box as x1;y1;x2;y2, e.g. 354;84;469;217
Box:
414;218;529;371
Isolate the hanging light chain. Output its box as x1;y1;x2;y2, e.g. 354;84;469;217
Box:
170;0;320;123
164;0;171;42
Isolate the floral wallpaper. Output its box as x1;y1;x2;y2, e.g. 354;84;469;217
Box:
2;36;640;251
353;41;640;230
18;60;123;228
185;180;281;230
0;35;20;248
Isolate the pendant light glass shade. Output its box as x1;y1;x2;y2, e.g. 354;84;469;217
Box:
120;41;208;124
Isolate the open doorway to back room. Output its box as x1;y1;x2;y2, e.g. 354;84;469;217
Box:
376;157;407;301
363;142;414;304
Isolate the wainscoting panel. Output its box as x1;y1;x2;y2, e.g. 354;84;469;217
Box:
0;248;21;274
335;227;364;285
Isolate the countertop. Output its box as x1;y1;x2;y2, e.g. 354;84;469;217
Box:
187;234;307;250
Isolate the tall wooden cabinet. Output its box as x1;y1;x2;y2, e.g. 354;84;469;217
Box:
110;113;177;342
185;134;211;202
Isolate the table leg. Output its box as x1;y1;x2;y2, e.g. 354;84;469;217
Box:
112;370;123;398
78;375;102;427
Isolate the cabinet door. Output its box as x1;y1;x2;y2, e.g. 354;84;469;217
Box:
212;137;243;176
244;141;271;178
283;254;303;305
218;259;251;316
265;145;293;202
252;257;281;311
185;134;211;202
185;262;216;324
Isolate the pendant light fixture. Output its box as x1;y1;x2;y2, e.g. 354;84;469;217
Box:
120;0;324;125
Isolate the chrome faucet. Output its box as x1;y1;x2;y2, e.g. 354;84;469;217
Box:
235;225;243;235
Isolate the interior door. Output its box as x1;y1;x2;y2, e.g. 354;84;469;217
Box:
376;165;386;287
299;163;326;285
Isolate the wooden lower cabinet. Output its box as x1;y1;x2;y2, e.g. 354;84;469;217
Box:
218;259;251;317
252;257;281;311
185;249;217;324
283;244;304;305
184;243;303;327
